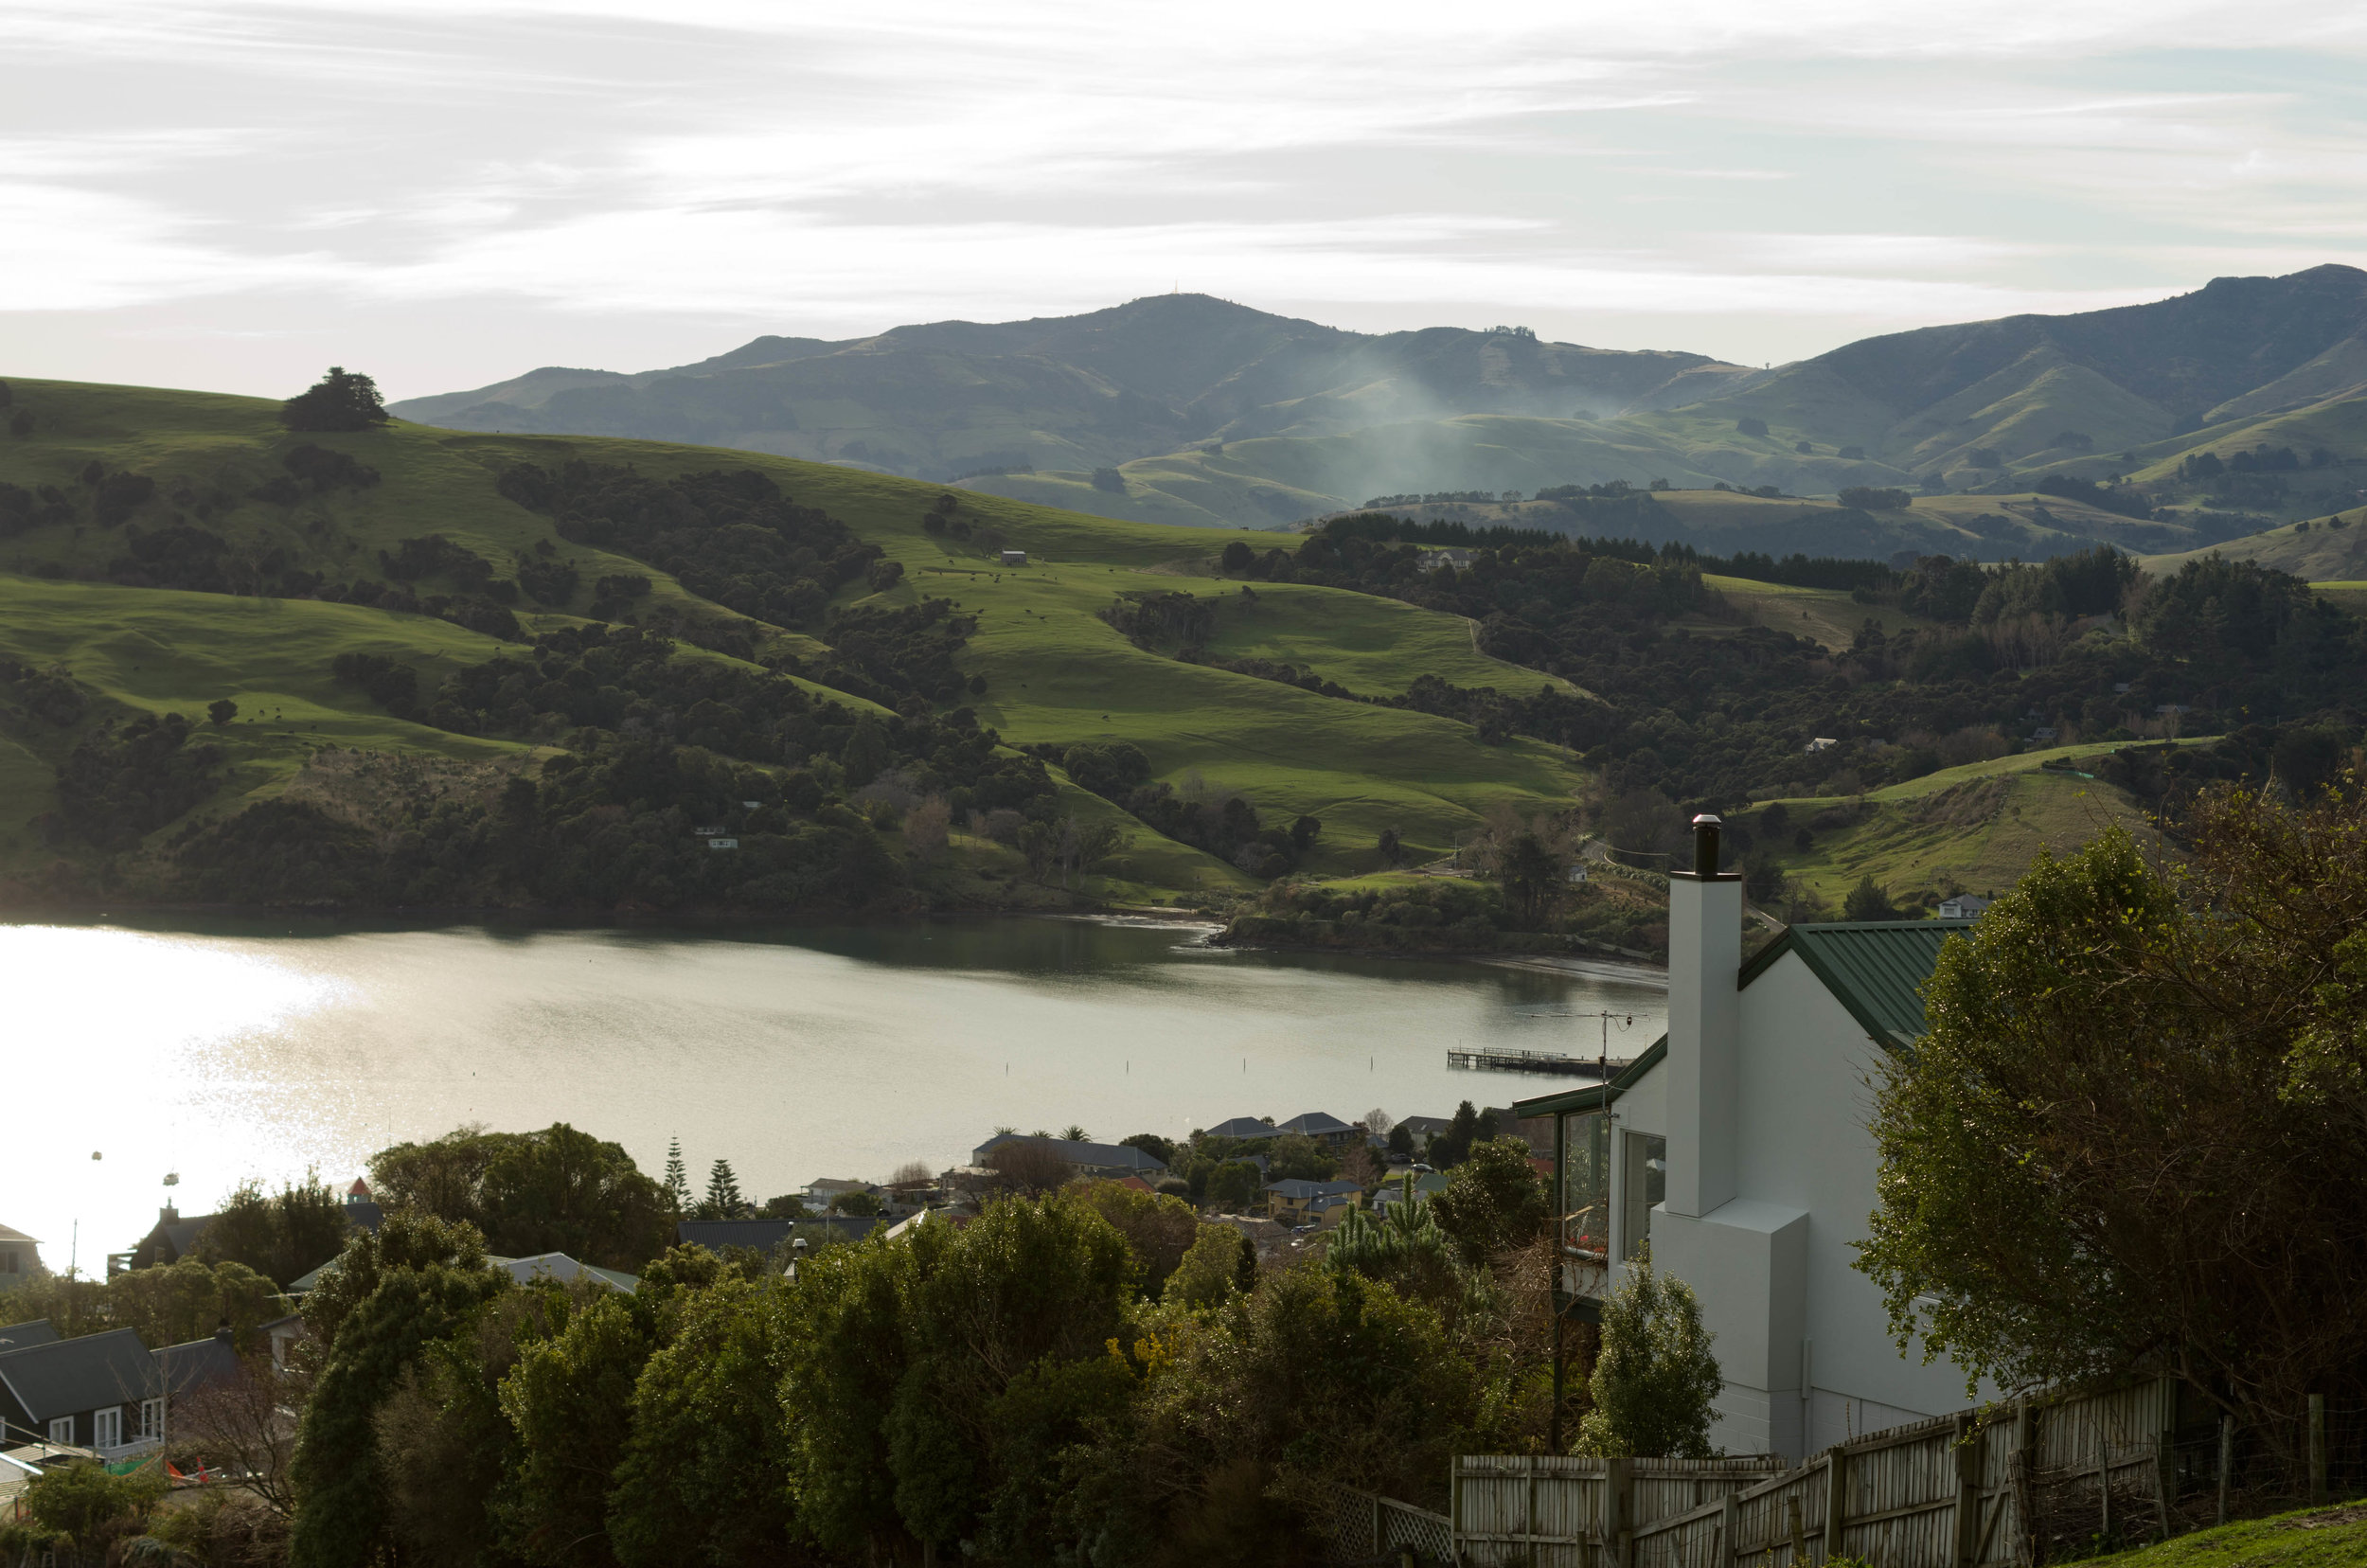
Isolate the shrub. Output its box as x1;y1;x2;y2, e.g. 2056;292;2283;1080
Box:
1575;1247;1722;1457
280;366;389;433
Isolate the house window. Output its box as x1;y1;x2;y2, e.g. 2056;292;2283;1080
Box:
94;1408;121;1449
48;1416;74;1444
1;1248;18;1274
1622;1131;1667;1261
140;1399;165;1442
1559;1111;1611;1261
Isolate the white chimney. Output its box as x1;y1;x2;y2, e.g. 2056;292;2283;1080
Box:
1666;813;1742;1219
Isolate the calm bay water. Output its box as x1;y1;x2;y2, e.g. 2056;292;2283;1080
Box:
5;916;1664;1275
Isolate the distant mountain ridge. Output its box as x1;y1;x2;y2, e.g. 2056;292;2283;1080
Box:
394;268;2367;538
391;294;1742;481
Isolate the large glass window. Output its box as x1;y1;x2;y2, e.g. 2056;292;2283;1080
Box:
1560;1110;1611;1260
94;1407;121;1449
1622;1131;1666;1261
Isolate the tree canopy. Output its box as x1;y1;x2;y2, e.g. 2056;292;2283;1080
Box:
279;366;389;433
1859;783;2367;1446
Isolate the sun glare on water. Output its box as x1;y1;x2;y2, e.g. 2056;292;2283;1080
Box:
5;924;354;1276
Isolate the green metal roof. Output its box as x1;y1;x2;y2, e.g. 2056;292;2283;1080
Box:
1742;920;1973;1050
1512;920;1974;1118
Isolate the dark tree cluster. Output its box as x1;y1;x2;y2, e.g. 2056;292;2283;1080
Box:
49;713;223;851
0;656;90;729
1247;512;2367;811
497;460;881;633
177;624;1059;911
0;479;74;537
250;443;382;504
278;366;389;433
786;597;982;709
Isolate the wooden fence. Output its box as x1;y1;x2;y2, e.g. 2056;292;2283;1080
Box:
1327;1378;2187;1567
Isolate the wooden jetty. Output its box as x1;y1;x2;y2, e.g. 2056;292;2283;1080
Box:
1445;1047;1628;1078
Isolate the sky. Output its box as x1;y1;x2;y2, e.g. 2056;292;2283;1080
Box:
4;0;2367;401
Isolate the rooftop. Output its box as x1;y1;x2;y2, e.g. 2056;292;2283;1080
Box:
0;1328;156;1422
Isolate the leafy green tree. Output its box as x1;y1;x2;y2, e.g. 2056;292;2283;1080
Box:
886;1197;1135;1553
207;698;238;726
1219;540;1254;572
1162;1225;1250;1310
1201;1160;1260;1210
1429;1099;1483;1168
101;1256;278;1349
1842;875;1898;920
198;1172;351;1288
371;1288;558;1565
20;1460;165;1548
1265;1131;1335;1182
501;1291;655;1568
1063;1181;1198;1300
841;713;890;788
609;1278;794;1566
369;1124;670;1272
300;1209;489;1354
1575;1247;1722;1458
1859;798;2367;1436
1386;1121;1415;1159
1494;830;1565;926
661;1137;689;1216
280;366;389;433
828;1190;880;1218
289;1253;508;1567
780;1235;915;1559
1429;1137;1546;1268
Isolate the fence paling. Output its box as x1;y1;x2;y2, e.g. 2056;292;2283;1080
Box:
1328;1374;2234;1567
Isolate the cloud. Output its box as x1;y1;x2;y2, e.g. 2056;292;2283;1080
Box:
2;0;2364;386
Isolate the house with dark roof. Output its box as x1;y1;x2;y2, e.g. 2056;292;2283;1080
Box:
1200;1116;1278;1141
1393;1114;1452;1149
0;1322;55;1357
0;1224;42;1282
675;1217;881;1256
1516;814;1994;1465
0;1328;161;1452
1274;1111;1361;1149
970;1133;1166;1179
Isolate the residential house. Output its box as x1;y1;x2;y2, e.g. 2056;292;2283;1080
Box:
1516;814;1991;1462
802;1178;881;1211
153;1327;245;1414
494;1255;639;1292
0;1224;42;1282
0;1328;159;1452
1275;1111;1361;1149
1371;1171;1448;1210
1001;549;1027;566
970;1133;1167;1180
1264;1178;1363;1226
675;1217;881;1256
1935;892;1993;920
1200;1116;1278;1141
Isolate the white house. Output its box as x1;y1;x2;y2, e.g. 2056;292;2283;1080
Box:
1517;814;1991;1462
1935;892;1992;920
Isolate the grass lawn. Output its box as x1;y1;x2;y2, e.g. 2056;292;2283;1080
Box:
1699;574;1931;651
2089;1502;2367;1566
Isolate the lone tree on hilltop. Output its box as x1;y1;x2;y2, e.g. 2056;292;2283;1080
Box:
281;365;389;433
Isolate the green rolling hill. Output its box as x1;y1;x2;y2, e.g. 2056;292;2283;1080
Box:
0;376;1592;910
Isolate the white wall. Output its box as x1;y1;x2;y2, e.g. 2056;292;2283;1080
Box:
1602;950;1992;1461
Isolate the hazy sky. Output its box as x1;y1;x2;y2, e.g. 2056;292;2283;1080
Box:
6;0;2367;400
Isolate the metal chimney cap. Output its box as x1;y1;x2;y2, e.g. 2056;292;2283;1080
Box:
1691;812;1723;828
